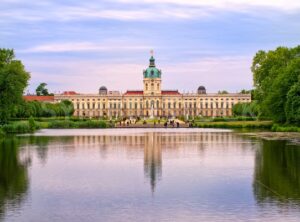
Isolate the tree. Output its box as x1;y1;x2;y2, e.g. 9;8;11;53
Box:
240;89;251;94
232;102;259;117
36;83;50;96
252;45;300;123
218;90;228;94
285;79;300;125
0;49;30;124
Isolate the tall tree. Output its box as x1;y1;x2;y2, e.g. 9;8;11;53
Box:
0;49;30;124
252;46;300;123
36;82;49;96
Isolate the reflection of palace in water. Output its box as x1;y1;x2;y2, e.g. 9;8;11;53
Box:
71;131;252;191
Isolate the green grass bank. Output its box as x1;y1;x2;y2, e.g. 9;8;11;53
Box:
193;121;273;129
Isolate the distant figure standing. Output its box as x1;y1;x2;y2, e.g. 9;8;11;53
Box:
177;122;179;128
164;122;167;128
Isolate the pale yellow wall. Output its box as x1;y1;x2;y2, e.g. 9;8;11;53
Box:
55;93;251;118
143;78;161;96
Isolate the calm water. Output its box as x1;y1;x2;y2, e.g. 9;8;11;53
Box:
0;129;299;222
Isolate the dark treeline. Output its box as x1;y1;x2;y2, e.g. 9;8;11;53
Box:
15;100;74;118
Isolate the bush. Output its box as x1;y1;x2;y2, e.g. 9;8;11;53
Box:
271;124;300;132
76;120;107;128
48;120;75;128
196;121;272;129
47;120;107;129
28;116;36;132
2;122;31;134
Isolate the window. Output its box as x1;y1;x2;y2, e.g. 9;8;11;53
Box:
151;100;154;108
146;83;148;91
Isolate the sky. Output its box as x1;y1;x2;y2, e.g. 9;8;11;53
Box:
1;0;300;94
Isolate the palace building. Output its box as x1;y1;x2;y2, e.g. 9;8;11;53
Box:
54;55;251;118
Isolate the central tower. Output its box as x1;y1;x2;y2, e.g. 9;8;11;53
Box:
143;52;162;95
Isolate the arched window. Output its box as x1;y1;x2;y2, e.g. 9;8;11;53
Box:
151;83;154;90
151;70;154;76
156;100;159;109
157;83;159;90
146;83;148;91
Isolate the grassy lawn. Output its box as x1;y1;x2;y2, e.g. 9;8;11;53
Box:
194;121;273;129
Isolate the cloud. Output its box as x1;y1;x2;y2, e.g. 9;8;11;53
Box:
22;41;152;53
2;0;300;24
119;0;300;12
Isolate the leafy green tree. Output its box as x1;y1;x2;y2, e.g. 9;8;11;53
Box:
36;83;50;96
232;102;259;117
0;49;30;124
240;89;251;94
218;90;228;94
252;46;300;123
15;100;74;118
285;79;300;125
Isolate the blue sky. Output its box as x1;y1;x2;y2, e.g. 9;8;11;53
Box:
1;0;300;93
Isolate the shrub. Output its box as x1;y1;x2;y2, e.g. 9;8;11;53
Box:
271;124;300;132
48;120;75;128
2;122;31;134
28;116;37;132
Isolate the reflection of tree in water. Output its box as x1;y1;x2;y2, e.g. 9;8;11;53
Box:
144;133;162;193
0;138;30;220
19;136;73;165
254;140;300;204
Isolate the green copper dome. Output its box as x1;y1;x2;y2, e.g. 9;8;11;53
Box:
143;56;161;78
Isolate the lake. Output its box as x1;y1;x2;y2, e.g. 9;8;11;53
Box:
0;128;299;222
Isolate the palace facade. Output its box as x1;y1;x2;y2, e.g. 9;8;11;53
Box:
54;55;251;118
